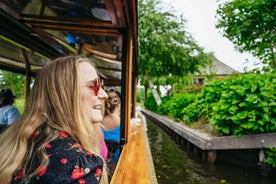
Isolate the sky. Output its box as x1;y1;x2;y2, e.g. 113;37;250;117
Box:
160;0;261;72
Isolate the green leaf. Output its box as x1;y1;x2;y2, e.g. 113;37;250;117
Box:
237;110;248;119
229;105;238;114
240;122;254;129
238;102;247;107
263;114;270;122
231;115;239;121
257;120;264;126
245;94;259;104
221;127;230;134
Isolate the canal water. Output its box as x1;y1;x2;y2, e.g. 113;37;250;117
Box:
145;119;276;184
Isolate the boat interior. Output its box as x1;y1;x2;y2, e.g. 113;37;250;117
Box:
0;1;157;183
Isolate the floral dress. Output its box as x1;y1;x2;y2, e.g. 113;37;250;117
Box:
13;131;103;184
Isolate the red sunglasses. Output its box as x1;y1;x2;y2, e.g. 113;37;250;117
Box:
84;78;104;96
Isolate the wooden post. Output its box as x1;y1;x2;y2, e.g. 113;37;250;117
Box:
207;150;217;164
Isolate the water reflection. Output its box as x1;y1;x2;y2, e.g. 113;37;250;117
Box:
146;119;276;184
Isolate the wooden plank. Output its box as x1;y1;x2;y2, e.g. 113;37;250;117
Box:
110;116;157;184
210;134;276;149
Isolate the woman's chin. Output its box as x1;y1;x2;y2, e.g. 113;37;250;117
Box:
91;116;103;124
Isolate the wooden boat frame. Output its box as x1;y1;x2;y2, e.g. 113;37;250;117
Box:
0;1;156;183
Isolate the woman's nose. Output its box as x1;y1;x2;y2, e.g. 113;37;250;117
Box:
98;88;108;99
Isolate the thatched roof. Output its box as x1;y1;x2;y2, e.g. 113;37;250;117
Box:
197;57;238;76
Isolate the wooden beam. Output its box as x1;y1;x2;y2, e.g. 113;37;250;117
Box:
19;48;31;99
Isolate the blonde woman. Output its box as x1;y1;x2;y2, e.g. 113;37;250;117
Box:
0;56;108;184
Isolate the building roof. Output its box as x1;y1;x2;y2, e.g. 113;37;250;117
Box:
197;56;238;76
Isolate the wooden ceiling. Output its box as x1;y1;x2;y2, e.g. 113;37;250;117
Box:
0;0;138;86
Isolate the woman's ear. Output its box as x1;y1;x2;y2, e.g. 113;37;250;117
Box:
116;103;121;110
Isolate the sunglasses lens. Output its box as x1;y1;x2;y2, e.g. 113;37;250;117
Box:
93;79;104;96
93;79;100;95
84;78;103;96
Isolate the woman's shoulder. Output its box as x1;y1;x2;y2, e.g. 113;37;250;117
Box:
102;124;120;133
34;135;104;184
46;134;103;165
0;104;13;110
0;105;19;114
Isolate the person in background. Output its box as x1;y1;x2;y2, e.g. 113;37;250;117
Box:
101;89;121;163
101;89;137;178
0;88;21;127
0;56;108;184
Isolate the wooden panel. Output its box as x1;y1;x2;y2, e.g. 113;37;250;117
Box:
143;109;276;150
111;117;157;184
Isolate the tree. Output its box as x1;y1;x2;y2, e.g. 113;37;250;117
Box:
138;0;211;104
216;0;276;70
0;70;25;98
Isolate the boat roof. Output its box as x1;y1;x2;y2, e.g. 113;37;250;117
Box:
0;0;138;86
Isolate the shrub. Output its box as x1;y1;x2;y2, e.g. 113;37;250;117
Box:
182;102;200;124
164;93;196;121
182;79;224;124
144;93;159;112
267;148;276;167
157;96;171;115
210;73;276;136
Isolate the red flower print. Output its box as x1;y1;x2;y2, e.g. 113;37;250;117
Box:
35;165;47;176
60;158;68;164
78;179;86;184
46;144;52;149
59;131;69;137
32;130;39;139
87;151;93;157
71;143;84;153
17;167;26;179
71;168;85;179
95;168;102;177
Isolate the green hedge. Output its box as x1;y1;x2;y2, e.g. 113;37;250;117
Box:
181;73;276;136
144;72;276;167
159;93;196;121
209;73;276;136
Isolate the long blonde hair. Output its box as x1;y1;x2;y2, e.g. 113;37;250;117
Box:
0;56;107;183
